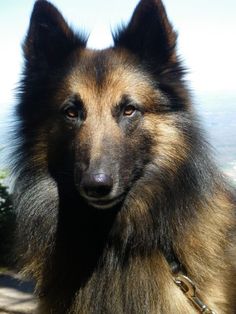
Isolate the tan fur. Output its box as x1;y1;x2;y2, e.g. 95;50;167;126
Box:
15;1;236;313
20;48;235;314
174;189;236;313
29;49;236;313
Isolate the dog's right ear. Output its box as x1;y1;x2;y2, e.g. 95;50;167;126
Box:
23;0;87;68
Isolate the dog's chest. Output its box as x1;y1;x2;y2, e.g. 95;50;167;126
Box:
71;259;197;313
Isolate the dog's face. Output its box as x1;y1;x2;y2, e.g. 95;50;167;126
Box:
21;0;190;209
55;50;161;209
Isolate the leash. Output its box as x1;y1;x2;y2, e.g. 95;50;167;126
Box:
173;273;216;313
169;260;216;313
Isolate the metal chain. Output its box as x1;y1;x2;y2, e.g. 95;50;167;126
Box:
174;274;216;314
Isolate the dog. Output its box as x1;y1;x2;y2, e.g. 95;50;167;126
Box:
13;0;236;313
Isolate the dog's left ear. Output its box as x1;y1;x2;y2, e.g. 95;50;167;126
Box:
113;0;179;74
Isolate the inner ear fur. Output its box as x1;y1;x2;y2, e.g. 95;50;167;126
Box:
113;0;179;73
24;0;87;68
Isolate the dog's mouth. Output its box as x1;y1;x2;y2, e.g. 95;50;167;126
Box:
84;194;125;210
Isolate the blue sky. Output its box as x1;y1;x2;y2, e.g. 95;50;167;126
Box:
0;0;236;115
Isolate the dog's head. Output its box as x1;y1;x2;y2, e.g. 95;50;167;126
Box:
19;0;192;209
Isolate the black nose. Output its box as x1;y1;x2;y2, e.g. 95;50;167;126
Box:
80;173;113;198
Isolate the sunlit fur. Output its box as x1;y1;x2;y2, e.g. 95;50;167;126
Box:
13;0;236;313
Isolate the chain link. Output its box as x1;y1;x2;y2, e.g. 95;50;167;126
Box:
174;275;216;314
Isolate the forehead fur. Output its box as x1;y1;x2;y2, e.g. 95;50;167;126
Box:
62;49;161;109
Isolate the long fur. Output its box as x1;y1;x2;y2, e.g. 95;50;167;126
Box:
13;0;236;313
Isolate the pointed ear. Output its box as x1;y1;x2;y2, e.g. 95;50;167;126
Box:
24;0;87;68
113;0;179;73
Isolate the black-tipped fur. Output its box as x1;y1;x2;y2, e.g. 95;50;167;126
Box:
23;0;87;69
13;0;236;313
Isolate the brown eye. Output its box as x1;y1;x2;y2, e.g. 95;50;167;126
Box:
123;105;136;116
64;106;79;119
